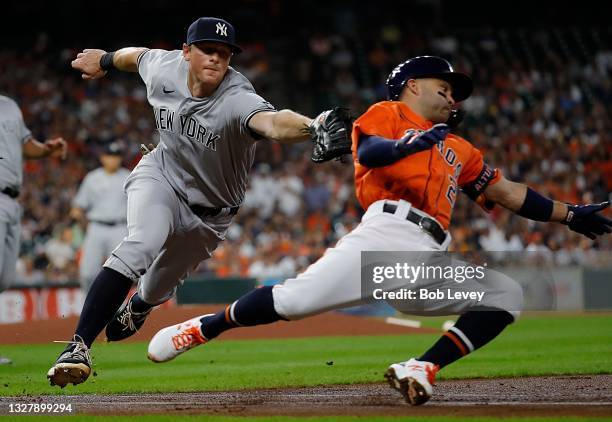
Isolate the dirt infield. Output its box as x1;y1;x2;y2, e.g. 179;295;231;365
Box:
0;305;437;345
1;375;610;417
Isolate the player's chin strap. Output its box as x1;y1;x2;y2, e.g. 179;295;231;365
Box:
446;109;465;129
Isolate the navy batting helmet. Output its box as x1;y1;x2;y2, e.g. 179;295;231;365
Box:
386;56;473;102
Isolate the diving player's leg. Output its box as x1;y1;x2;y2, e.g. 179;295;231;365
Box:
78;175;178;346
213;220;371;327
106;204;223;341
48;175;179;387
147;218;382;362
47;175;178;385
385;264;523;405
108;224;129;259
416;264;522;368
105;173;180;280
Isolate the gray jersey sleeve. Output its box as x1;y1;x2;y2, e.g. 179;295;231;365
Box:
233;91;276;139
219;71;276;141
137;49;172;89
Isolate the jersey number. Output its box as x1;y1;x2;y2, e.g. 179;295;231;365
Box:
446;175;458;208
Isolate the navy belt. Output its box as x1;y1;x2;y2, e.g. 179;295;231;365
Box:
382;203;446;245
190;204;239;218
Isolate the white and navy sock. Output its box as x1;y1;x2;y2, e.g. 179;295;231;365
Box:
200;286;285;339
419;308;514;368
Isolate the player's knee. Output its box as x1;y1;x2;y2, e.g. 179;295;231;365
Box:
110;239;164;276
271;286;314;321
499;278;524;321
138;284;176;306
478;275;523;322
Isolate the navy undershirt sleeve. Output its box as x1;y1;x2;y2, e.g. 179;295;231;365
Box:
357;134;405;168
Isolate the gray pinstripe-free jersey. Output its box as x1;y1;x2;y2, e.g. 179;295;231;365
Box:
137;49;276;208
0;95;32;190
73;167;130;222
0;95;32;289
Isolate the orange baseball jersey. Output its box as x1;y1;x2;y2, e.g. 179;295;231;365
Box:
351;101;501;230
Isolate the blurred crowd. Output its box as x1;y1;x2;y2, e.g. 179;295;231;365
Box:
3;22;611;285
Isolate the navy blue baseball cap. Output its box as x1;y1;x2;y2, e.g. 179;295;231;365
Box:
103;142;123;155
186;17;242;54
387;56;473;102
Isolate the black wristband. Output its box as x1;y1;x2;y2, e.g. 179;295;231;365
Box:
99;52;116;71
517;187;554;222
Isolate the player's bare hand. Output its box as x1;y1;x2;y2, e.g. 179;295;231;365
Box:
562;201;612;239
71;49;108;80
69;206;85;221
140;143;156;155
396;123;449;155
45;137;68;160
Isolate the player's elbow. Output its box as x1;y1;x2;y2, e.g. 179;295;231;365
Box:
484;177;525;212
357;142;371;166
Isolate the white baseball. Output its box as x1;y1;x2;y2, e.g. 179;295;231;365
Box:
442;320;455;331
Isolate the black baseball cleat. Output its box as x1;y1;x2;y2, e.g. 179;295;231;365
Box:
47;335;92;388
105;292;153;342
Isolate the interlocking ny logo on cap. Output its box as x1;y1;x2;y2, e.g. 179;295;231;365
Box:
216;22;228;36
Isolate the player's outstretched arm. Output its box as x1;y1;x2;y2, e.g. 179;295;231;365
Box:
71;47;148;80
248;110;313;144
484;177;611;239
357;124;449;167
23;137;67;160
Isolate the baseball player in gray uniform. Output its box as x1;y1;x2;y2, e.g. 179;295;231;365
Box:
47;16;340;387
1;94;67;365
71;142;129;291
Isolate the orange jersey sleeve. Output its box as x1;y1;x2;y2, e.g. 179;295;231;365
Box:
351;102;400;156
457;138;502;212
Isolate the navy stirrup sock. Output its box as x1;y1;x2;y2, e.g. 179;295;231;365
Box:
74;267;134;347
419;309;514;368
200;286;285;339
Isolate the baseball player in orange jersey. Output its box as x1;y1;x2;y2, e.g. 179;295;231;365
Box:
148;56;611;405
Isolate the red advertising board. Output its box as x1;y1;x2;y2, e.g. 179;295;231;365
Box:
0;287;174;324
